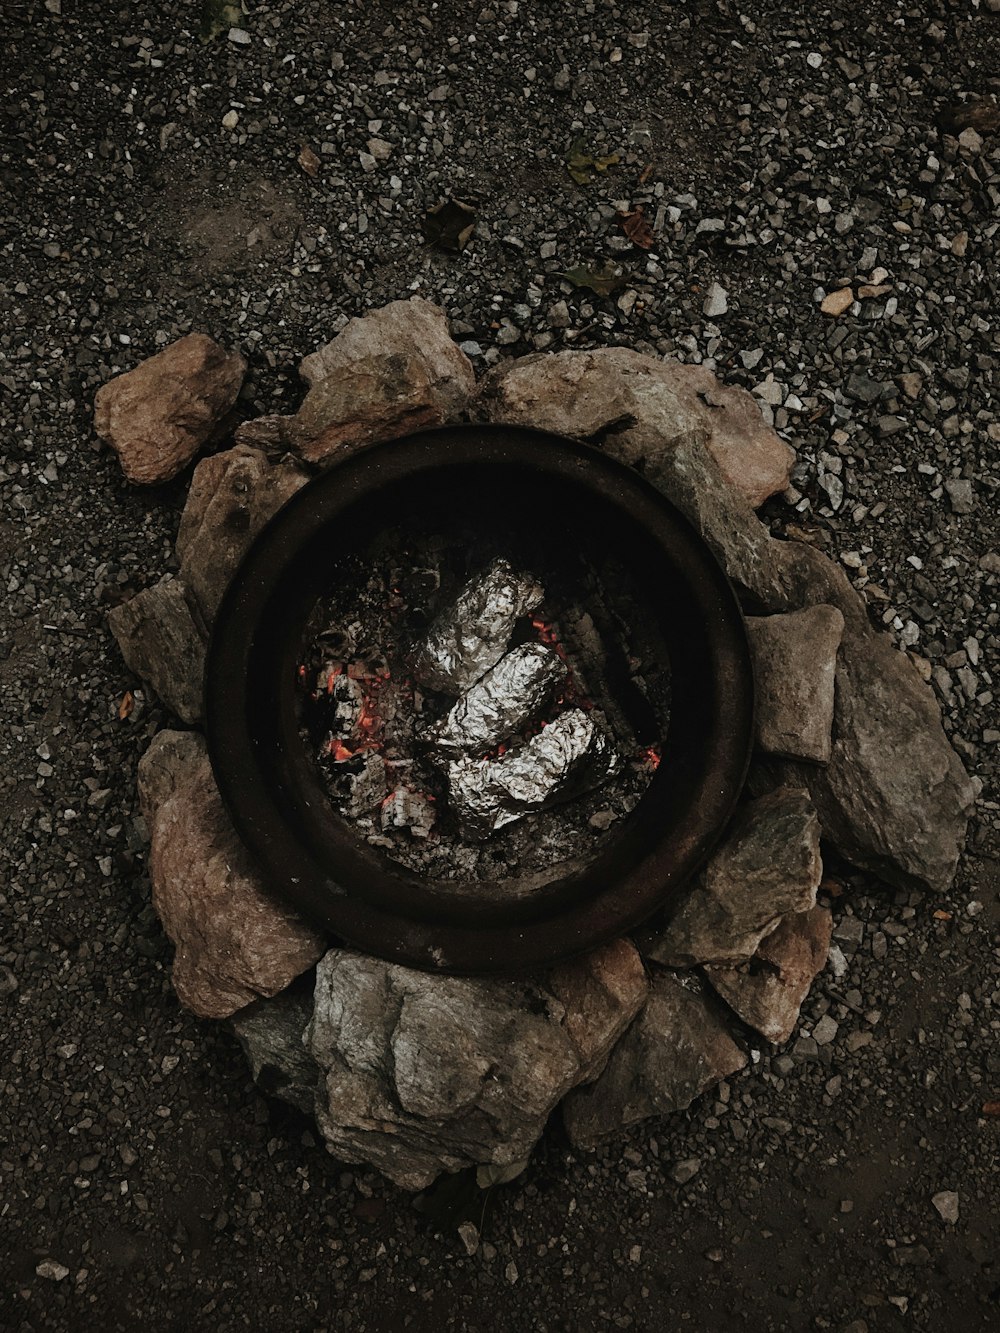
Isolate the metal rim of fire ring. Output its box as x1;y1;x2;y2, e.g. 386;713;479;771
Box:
205;425;754;975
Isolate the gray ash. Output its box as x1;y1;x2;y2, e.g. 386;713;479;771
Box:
296;527;668;885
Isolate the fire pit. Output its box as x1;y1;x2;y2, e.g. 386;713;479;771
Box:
205;425;754;973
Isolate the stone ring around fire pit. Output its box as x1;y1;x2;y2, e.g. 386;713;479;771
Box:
204;425;754;974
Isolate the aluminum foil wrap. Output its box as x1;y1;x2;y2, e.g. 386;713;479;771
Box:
413;558;544;695
447;707;622;835
424;643;564;758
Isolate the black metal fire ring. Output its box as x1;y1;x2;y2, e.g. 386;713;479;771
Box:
205;424;754;975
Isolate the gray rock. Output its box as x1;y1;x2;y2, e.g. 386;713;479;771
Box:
138;730;326;1019
108;574;206;724
562;974;747;1150
478;347;795;509
784;620;976;893
645;789;822;967
944;478;974;514
230;979;320;1114
176;444;309;630
747;605;845;762
702;282;728;318
304;939;648;1190
93;333;246;485
931;1190;960;1224
704;905;833;1044
257;299;476;465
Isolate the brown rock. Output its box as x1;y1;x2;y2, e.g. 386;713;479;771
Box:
645;789;822;967
747;605;845;762
563;974;746;1150
479;347;792;508
278;299;475;464
655;361;795;507
176;444;309;629
94;334;246;484
820;288;854;316
704;905;833;1044
547;938;650;1082
304;940;648;1190
138;730;325;1019
108;575;206;724
784;620;976;893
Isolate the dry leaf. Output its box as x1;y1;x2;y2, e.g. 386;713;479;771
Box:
422;197;477;252
562;263;625;296
982;1101;1000;1117
298;144;321;178
118;691;135;720
618;206;655;250
565;136;620;184
638;162;654;185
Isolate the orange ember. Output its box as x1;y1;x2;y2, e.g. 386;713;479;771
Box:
639;744;661;770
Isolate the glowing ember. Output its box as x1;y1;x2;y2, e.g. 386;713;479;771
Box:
639;744;661;770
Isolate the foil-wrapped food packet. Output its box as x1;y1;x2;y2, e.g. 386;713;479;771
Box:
448;708;622;836
424;643;564;758
413;558;544;695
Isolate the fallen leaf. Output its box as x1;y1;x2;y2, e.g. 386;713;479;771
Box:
200;0;243;42
562;263;626;296
938;98;1000;136
618;206;655;249
118;691;135;720
422;197;477;252
982;1101;1000;1117
297;144;320;178
818;875;844;897
565;136;620;184
638;163;655;185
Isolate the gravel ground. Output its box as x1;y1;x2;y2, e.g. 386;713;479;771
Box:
2;2;999;1329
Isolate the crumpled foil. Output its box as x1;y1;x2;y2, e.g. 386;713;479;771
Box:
424;643;564;758
413;558;544;695
447;708;622;835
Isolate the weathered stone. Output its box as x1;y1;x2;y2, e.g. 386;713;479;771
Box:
176;444;309;629
108;575;206;724
94;333;245;484
645;789;822;967
479;347;793;508
655;361;795;507
562;974;747;1149
304;939;648;1190
547;937;650;1081
138;730;325;1019
704;905;833;1044
230;977;320;1114
747;605;845;762
784;622;976;893
277;298;475;464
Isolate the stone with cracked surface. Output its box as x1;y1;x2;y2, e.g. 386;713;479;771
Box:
176;443;309;629
304;939;648;1189
138;730;326;1020
704;904;833;1044
108;574;206;724
478;347;794;508
747;605;845;763
230;978;319;1114
645;788;822;967
94;333;245;484
562;974;747;1149
243;299;476;465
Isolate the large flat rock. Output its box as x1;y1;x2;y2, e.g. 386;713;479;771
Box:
563;974;747;1150
94;333;245;485
176;444;309;629
108;574;205;724
138;730;326;1019
478;347;794;508
304;940;648;1190
245;298;476;465
646;788;822;967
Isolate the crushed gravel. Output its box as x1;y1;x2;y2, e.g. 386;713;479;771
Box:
1;2;998;1329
